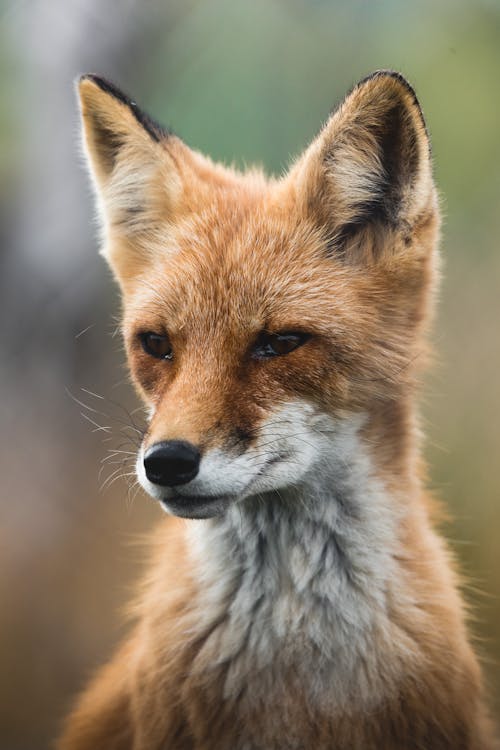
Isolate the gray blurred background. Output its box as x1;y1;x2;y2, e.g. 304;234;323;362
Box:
1;1;499;747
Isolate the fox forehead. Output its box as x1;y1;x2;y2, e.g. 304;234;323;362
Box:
122;196;356;337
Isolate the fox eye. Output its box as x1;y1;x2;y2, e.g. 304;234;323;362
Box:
139;332;173;360
252;331;310;359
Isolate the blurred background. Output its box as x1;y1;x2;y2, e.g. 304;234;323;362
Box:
0;0;499;747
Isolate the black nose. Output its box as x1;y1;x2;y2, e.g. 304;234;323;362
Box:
143;440;201;487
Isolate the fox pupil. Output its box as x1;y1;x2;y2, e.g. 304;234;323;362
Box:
140;332;173;360
252;332;308;359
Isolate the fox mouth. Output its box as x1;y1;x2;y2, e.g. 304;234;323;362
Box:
160;494;232;519
156;453;290;520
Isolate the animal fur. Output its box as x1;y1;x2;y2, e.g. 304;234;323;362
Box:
58;71;498;749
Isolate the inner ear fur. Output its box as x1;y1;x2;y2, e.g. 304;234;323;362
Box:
292;71;436;261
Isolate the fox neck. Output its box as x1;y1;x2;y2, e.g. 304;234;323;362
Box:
187;408;420;710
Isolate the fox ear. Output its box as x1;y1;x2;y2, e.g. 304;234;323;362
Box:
77;75;183;284
292;71;436;260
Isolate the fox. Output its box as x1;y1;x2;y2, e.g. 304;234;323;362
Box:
58;71;498;749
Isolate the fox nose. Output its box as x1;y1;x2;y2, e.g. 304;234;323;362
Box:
143;441;201;487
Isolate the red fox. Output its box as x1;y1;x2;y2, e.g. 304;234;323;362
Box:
59;71;498;749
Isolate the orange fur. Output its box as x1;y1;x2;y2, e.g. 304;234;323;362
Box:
57;72;498;749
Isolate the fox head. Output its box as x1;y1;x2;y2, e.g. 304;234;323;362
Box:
78;71;439;519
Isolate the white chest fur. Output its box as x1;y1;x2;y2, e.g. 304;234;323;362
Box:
187;415;403;713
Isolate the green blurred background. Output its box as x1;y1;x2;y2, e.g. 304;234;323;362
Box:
0;1;499;746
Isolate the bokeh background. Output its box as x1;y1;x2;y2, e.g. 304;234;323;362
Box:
1;1;499;747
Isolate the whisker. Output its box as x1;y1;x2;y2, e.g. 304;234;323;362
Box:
102;470;137;493
100;466;125;491
80;386;105;400
75;323;95;339
80;411;112;433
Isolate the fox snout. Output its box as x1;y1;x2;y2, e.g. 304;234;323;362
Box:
142;440;231;519
136;400;330;519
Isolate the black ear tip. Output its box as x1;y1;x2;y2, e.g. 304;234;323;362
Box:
77;74;133;107
359;70;416;95
75;73;171;144
77;73;111;88
357;70;426;130
78;73;100;85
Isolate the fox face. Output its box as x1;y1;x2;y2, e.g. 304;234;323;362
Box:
78;71;439;518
